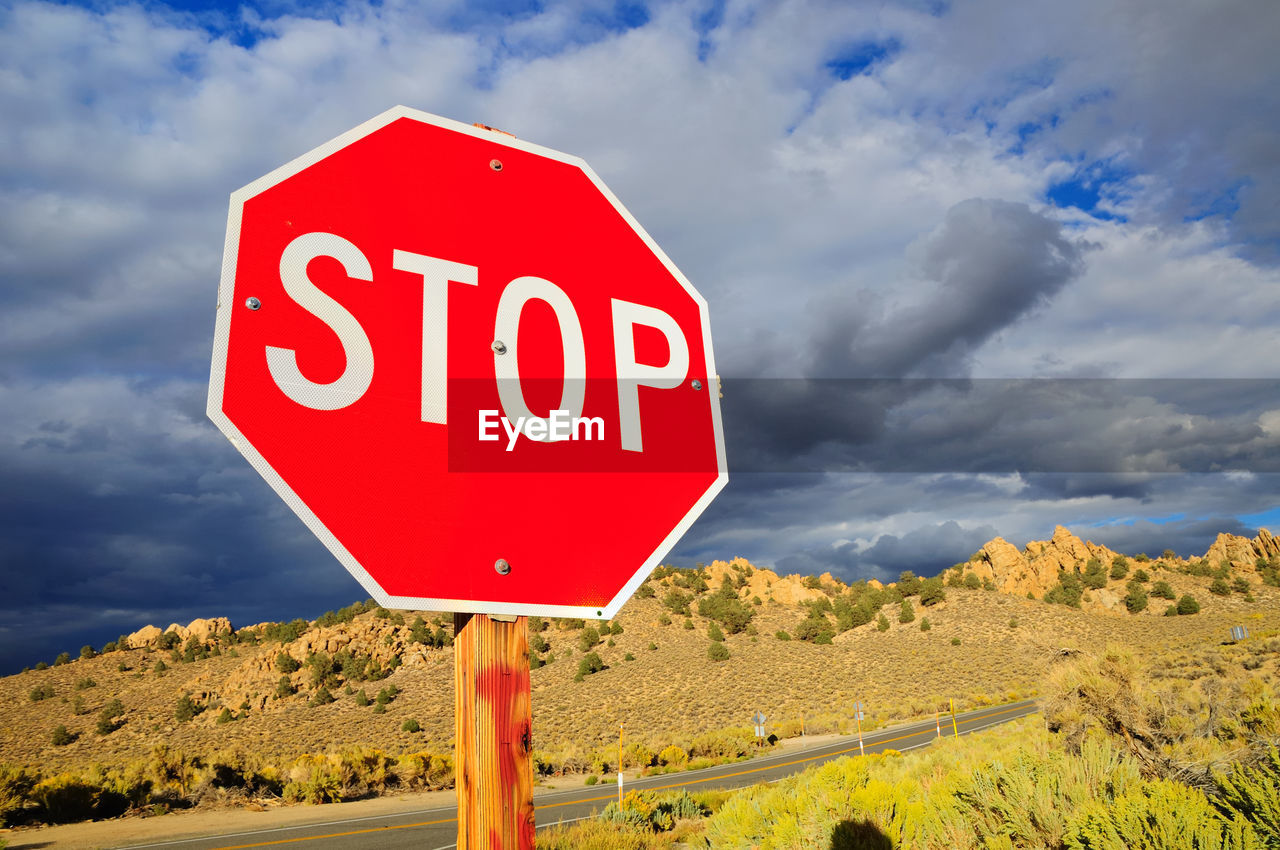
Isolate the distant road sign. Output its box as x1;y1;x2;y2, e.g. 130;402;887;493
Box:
751;711;766;725
1231;626;1248;641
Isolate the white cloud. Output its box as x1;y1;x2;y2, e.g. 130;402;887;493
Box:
2;0;1278;667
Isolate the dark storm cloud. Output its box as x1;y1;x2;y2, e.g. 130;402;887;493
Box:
1074;515;1262;562
775;520;1000;583
719;378;1280;475
0;378;364;673
809;199;1089;378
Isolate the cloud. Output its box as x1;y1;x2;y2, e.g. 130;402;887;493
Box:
2;0;1279;671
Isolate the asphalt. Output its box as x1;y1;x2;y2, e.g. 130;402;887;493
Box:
116;699;1038;850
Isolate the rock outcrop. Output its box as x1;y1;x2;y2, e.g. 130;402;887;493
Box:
969;526;1124;611
1205;530;1280;569
124;617;234;648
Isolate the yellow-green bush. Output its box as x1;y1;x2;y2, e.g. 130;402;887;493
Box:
1064;778;1261;849
0;765;37;825
657;745;688;768
395;751;453;790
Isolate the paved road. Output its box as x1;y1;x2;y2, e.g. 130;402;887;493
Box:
121;700;1037;850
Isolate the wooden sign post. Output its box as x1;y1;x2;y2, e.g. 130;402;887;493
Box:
454;613;535;849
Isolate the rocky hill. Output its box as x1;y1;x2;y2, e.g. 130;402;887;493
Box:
2;527;1277;799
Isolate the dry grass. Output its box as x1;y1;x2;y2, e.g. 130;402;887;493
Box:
0;561;1276;823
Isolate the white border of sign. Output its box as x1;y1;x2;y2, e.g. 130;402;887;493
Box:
208;105;728;619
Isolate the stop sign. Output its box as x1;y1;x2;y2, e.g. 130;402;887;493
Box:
208;106;727;618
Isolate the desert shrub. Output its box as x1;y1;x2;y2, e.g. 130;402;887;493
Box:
75;677;96;690
899;600;915;624
658;745;688;768
174;695;200;723
0;765;38;826
310;687;336;707
896;571;922;596
1125;582;1149;613
262;618;309;643
276;675;296;699
919;577;946;606
575;653;605;681
963;573;982;590
584;774;598;786
375;685;398;705
401;718;420;733
529;633;549;654
622;742;655;769
689;727;754;760
1134;568;1149;583
1214;746;1280;846
1063;777;1259;849
951;637;962;646
662;590;692;616
29;774;100;823
153;659;167;673
877;614;890;632
28;684;54;702
1010;617;1020;628
1152;580;1176;599
276;652;301;673
1177;595;1201;615
683;618;695;630
600;790;706;832
1233;577;1251;594
920;618;931;632
1136;553;1151;562
1211;579;1232;597
50;726;75;746
578;626;600;652
794;612;835;644
775;630;791;641
707;622;724;642
1045;571;1085;608
306;652;338;688
708;642;730;662
216;708;235;725
394;752;452;790
624;652;635;661
636;582;655;598
697;582;755;633
658;614;672;626
1083;558;1108;589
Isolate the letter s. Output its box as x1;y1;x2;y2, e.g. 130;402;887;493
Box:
265;232;374;411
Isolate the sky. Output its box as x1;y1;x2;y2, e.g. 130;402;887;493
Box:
2;0;1278;672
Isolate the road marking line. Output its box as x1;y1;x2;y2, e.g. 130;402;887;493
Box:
181;702;1036;849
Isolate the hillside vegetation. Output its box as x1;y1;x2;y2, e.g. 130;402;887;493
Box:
542;636;1280;848
1;527;1278;828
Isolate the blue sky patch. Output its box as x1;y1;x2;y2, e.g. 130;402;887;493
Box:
1238;505;1280;532
825;38;900;80
1047;158;1134;221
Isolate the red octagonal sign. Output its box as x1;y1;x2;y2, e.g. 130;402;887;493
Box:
209;107;727;618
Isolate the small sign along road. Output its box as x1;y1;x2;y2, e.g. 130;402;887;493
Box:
208;106;727;619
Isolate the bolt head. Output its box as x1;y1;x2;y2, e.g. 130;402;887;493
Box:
245;296;261;311
495;558;511;575
691;379;703;390
491;340;508;355
489;159;503;172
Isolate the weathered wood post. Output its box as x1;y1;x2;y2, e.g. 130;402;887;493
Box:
454;613;534;849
